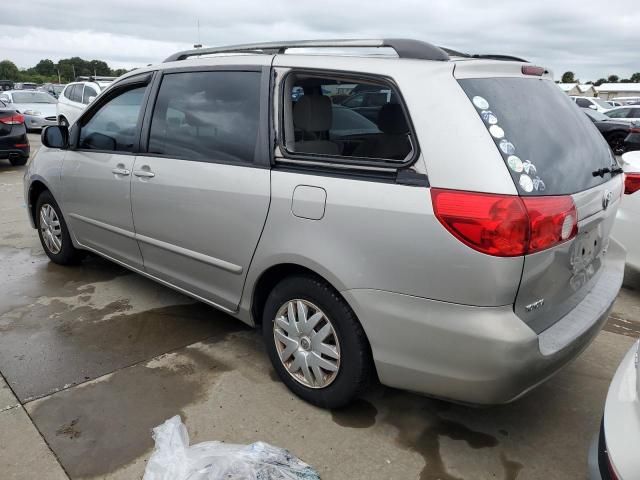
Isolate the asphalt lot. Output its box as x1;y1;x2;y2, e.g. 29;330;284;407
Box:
0;132;639;480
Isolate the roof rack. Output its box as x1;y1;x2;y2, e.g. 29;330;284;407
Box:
75;76;117;82
164;38;450;63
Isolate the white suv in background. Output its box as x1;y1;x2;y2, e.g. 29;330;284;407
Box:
57;77;115;127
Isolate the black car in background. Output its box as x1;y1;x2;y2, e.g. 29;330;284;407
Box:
0;80;14;91
583;108;632;155
0;99;29;166
624;122;640;152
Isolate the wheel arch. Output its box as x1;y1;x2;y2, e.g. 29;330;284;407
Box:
27;179;50;228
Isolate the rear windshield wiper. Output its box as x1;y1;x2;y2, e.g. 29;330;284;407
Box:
592;166;624;178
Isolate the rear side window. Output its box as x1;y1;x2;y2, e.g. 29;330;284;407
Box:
71;85;84;103
281;73;415;163
148;71;261;164
458;78;614;196
83;86;97;104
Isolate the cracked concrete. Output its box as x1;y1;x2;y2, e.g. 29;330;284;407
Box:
1;134;639;480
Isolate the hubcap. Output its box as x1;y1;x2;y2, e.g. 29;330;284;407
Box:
273;299;341;389
39;204;62;254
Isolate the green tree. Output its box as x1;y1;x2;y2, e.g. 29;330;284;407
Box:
561;71;575;83
0;60;20;80
33;59;55;76
607;75;619;83
594;78;607;86
88;60;111;76
631;72;640;83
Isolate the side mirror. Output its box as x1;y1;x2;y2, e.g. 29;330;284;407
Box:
0;96;10;103
588;104;597;110
88;96;96;103
41;125;69;149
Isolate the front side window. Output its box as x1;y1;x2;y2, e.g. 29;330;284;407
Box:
148;71;261;164
282;73;414;162
83;86;97;104
606;108;631;119
79;85;147;152
631;108;640;118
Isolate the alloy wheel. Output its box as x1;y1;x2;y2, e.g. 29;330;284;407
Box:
273;299;341;389
39;204;62;254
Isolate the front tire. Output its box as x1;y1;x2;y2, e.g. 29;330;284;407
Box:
262;275;373;408
35;190;82;265
9;156;27;166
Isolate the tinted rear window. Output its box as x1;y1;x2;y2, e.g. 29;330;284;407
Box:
458;78;614;196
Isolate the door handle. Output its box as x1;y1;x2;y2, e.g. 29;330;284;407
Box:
111;167;130;176
133;170;155;178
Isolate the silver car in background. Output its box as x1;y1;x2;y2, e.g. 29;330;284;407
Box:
25;39;626;408
0;90;57;130
588;340;640;480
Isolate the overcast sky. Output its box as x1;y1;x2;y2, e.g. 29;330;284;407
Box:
2;0;638;81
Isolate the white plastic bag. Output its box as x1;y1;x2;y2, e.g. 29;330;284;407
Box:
143;416;321;480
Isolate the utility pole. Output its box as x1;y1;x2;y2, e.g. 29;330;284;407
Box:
56;67;61;84
72;65;76;80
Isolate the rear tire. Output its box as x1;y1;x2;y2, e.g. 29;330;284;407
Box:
9;156;27;166
262;275;373;408
35;190;82;265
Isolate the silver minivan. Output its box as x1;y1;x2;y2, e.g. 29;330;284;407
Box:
25;39;626;408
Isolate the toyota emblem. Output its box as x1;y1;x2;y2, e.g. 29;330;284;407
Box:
602;190;613;210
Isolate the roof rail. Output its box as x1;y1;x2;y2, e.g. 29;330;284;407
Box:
164;38;450;63
75;75;117;82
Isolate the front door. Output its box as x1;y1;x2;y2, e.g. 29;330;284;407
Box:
131;68;270;311
62;78;152;269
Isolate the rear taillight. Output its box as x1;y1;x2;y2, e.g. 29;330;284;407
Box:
0;113;25;125
625;173;640;195
629;126;640;134
431;189;577;257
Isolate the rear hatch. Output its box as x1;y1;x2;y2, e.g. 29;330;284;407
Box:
456;67;623;333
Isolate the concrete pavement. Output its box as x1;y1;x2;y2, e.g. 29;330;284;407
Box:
0;133;638;479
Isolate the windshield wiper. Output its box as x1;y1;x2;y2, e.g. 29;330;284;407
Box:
592;166;624;178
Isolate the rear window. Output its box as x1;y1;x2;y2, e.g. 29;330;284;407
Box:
458;78;614;196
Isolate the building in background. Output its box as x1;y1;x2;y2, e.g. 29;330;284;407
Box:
596;83;640;101
557;83;597;96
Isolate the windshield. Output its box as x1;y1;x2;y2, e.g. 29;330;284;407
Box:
592;98;611;109
458;77;614;196
584;109;609;121
12;92;56;104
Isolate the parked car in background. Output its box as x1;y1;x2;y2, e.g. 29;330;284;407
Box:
0;90;57;131
27;39;626;408
583;109;633;155
0;98;29;166
611;151;640;271
571;96;612;112
14;82;38;90
39;83;66;99
623;122;640;153
0;80;14;91
340;88;396;122
605;106;640;123
612;96;640;105
588;340;640;480
606;101;622;108
57;79;114;127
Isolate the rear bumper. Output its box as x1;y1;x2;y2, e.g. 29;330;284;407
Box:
342;239;625;405
0;128;29;159
24;114;56;130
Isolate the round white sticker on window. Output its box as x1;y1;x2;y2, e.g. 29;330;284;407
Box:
481;110;498;125
519;174;534;192
507;155;523;173
489;125;505;139
499;139;516;155
472;96;489;110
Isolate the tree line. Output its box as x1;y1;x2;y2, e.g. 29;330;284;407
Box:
0;58;131;84
561;71;640;85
